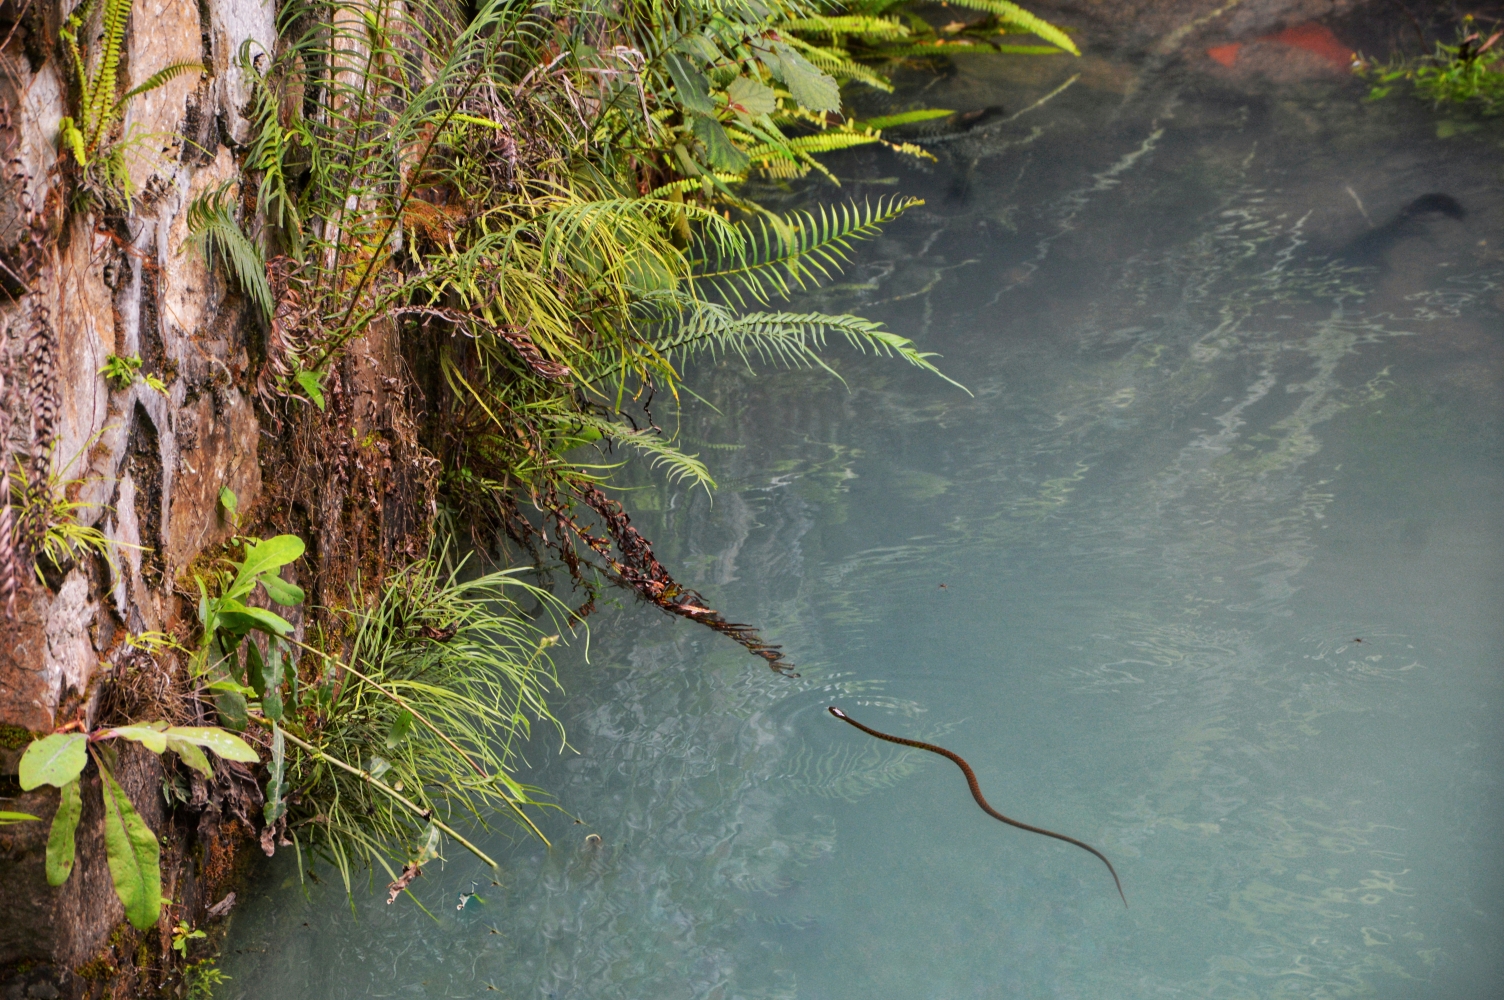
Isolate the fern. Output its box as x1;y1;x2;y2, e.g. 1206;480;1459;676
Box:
691;197;921;306
745;130;882;170
783;16;911;40
185;184;274;322
57;0;202;168
120;61;204;103
943;0;1080;55
637;304;966;390
561;414;716;491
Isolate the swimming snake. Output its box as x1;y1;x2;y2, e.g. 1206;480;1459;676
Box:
828;706;1127;907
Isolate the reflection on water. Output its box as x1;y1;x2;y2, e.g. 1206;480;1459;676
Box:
221;42;1503;1000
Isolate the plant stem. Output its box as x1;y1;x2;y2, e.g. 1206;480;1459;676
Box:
248;714;498;868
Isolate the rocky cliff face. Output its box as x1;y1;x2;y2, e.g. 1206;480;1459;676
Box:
1;0;274;994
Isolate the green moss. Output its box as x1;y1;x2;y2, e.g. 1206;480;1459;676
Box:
74;956;116;981
0;723;35;750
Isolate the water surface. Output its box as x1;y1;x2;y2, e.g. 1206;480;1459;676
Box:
222;48;1504;1000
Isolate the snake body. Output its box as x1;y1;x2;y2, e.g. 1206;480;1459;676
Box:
828;706;1127;907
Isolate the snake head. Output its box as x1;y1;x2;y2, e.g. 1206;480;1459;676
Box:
827;706;847;719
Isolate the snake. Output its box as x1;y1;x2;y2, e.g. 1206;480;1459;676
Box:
828;706;1127;907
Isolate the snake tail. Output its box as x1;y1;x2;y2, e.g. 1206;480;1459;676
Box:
828;706;1127;908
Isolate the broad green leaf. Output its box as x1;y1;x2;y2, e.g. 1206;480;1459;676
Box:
675;33;720;64
229;536;306;598
206;678;256;697
283;641;300;707
295;370;326;411
105;725;168;754
217;606;294;637
19;733;88;790
727;76;776;116
413;823;441;866
263;725;286;825
691;116;749;172
261;639;284;721
772;44;840;113
218;486;237;515
165;727;261;763
46;779;81;886
99;761;163;930
262;674;284;722
665;53;716;114
258;572;304;607
165;737;213;778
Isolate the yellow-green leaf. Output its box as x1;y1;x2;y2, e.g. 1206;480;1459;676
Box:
105;725;169;754
165;737;213;778
99;763;162;930
46;779;82;886
19;733;89;790
164;727;261;763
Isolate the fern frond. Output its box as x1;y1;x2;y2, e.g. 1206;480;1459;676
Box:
943;0;1080;55
647;174;743;198
757;159;812;180
744;130;882;164
119;61;204;103
691;196;921;307
784;16;911;40
636;305;966;391
186;183;274;322
86;0;133;146
562;414;715;491
873;41;1002;57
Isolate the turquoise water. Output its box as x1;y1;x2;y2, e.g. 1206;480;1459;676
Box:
221;57;1504;999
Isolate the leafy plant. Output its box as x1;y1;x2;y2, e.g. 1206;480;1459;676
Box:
184;960;229;1000
1359;17;1504;116
57;0;203;199
221;549;565;891
185;184;275;323
193;534;307;727
99;353;167;393
18;723;259;930
5;456;121;582
171;920;206;957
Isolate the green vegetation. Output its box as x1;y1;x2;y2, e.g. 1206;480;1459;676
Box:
57;0;203;203
4;455;119;584
1359;17;1504;117
17;722;260;929
27;0;1076;915
99;353;167;394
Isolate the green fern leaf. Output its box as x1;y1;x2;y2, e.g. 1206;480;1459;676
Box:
691;197;921;307
562;414;716;490
186;184;274;322
943;0;1079;55
119;61;204;104
639;305;966;391
853;109;956;129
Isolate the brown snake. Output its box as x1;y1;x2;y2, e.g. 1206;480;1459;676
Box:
828;706;1127;907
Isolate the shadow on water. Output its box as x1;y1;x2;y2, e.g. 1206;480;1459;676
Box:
220;10;1503;999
